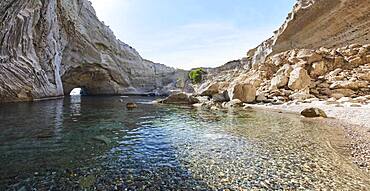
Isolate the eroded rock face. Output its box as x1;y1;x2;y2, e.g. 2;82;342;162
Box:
250;0;370;65
0;0;187;102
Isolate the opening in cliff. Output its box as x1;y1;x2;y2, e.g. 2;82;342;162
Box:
69;88;87;96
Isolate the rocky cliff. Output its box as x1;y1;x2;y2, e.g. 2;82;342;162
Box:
249;0;370;66
193;0;370;107
0;0;187;103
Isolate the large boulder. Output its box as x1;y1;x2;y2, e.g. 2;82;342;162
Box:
288;67;312;90
199;82;229;97
296;49;323;64
310;61;328;78
199;83;220;96
230;83;256;103
162;93;199;104
212;90;230;103
301;108;328;118
270;64;293;89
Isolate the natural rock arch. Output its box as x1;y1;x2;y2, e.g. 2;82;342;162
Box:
0;0;188;102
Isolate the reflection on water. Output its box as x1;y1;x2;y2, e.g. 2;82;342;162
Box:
70;95;81;118
0;96;369;190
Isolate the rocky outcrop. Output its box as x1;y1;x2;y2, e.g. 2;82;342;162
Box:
192;0;370;108
198;44;370;105
0;0;188;103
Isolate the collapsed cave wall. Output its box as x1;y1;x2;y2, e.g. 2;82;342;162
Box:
0;0;187;103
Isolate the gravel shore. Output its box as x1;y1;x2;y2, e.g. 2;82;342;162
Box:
244;101;370;172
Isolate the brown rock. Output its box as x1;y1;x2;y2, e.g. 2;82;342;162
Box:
359;73;370;81
296;49;323;64
126;103;138;109
288;67;312;90
270;64;293;89
199;83;220;96
310;61;327;78
230;83;256;103
332;89;355;97
330;81;368;90
162;93;199;104
301;108;328;118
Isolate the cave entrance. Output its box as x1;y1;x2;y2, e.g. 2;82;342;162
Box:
69;87;87;96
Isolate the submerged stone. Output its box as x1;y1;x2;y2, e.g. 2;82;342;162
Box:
93;135;111;145
126;102;138;109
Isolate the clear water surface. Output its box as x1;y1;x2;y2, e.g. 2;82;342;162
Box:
0;96;369;190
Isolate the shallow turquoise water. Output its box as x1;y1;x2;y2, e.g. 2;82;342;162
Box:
0;96;369;190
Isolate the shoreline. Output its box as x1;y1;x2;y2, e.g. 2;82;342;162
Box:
244;101;370;129
243;101;370;173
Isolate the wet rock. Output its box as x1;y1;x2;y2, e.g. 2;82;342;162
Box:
93;135;111;145
80;175;96;189
301;108;328;118
162;92;199;104
126;102;138;109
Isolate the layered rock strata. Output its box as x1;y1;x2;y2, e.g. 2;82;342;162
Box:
250;0;370;66
0;0;187;103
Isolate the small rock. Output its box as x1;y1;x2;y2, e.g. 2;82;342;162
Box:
126;102;137;109
350;104;362;107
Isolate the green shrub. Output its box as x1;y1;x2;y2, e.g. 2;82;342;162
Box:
188;68;205;84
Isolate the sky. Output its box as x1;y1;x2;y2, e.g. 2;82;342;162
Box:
89;0;296;69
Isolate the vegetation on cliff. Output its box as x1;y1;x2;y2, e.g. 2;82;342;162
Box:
189;68;206;84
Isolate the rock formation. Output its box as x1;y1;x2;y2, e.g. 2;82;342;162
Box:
250;0;370;66
0;0;188;103
192;0;370;107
